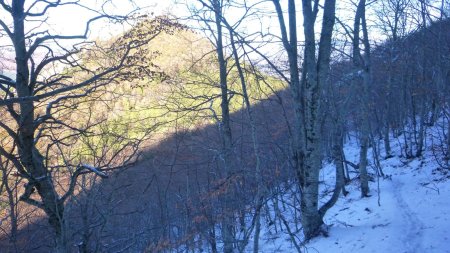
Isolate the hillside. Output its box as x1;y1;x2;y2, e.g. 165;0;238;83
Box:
247;123;450;252
1;3;449;253
5;90;448;253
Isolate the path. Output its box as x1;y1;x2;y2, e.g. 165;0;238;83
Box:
392;177;425;253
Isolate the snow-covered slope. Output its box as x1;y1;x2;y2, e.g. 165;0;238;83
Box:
252;133;450;253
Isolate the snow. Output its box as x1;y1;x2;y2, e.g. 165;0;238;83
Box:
251;131;450;253
172;124;449;253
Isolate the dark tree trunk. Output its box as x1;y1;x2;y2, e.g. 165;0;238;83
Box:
12;0;67;250
273;0;336;239
213;1;235;251
352;0;371;197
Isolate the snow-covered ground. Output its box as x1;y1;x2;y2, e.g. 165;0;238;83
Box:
251;132;450;253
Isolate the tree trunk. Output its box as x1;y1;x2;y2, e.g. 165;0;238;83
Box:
319;125;346;217
447;118;450;161
273;0;304;184
2;166;18;245
358;135;370;196
416;116;425;157
253;213;261;253
384;65;393;158
213;1;235;252
384;124;392;158
301;0;337;239
273;0;336;240
352;0;371;197
228;28;264;253
12;1;67;251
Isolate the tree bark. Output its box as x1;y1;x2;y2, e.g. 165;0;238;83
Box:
12;0;68;250
228;27;264;253
353;0;371;197
272;0;336;240
301;0;337;239
319;125;346;217
212;1;235;251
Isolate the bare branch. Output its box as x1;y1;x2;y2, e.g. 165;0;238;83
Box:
25;0;80;17
0;145;29;179
0;51;127;106
60;164;107;203
26;14;117;58
0;18;13;39
79;164;108;178
19;182;44;208
0;0;11;13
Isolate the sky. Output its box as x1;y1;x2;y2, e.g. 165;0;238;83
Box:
39;0;176;39
0;0;442;52
0;1;177;44
0;0;351;78
0;0;176;74
1;0;430;76
0;0;314;45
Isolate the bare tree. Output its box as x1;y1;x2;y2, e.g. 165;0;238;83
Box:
272;0;337;240
374;0;411;158
0;152;21;248
352;0;371;197
0;1;179;251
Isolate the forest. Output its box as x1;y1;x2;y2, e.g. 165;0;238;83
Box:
0;0;449;252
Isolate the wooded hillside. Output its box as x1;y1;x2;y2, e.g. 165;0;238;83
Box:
0;0;449;252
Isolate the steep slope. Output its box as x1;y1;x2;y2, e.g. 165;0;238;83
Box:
249;124;450;253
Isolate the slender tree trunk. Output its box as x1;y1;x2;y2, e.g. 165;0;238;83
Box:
332;134;346;197
333;125;347;196
358;134;370;196
359;69;371;197
416;116;425;157
1;161;18;245
210;227;218;253
447;118;450;160
384;124;392;158
273;0;304;185
353;0;371;197
212;1;234;251
318;124;346;220
253;213;261;253
228;29;264;253
384;62;393;158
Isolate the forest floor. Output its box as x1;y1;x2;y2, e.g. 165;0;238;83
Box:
251;134;450;253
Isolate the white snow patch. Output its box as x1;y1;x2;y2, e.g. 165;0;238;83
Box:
251;132;450;253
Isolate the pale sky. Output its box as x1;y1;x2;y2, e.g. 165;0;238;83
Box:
43;0;176;39
0;0;344;75
0;0;177;73
0;1;176;43
0;0;412;75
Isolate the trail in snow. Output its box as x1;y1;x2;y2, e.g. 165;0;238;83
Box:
241;132;450;253
392;178;425;253
295;143;449;253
